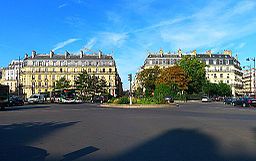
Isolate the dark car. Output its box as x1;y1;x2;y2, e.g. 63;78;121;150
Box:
233;97;256;107
224;97;237;105
164;96;174;103
91;95;108;104
9;96;24;106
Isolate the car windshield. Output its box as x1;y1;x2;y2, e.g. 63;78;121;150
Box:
30;95;39;98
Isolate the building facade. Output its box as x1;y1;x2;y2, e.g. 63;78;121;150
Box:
21;50;122;98
242;68;256;96
0;60;23;94
136;49;243;96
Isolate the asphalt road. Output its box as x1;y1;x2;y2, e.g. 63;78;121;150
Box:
1;102;256;161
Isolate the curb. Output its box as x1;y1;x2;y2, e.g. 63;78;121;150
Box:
100;104;176;109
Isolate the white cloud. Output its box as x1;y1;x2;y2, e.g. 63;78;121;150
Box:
152;1;256;50
52;38;79;51
98;32;128;47
82;38;97;50
237;42;246;49
58;3;67;8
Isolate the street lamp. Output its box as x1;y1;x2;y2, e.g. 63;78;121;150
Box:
128;74;132;105
246;57;256;98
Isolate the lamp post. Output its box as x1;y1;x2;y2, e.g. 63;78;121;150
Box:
246;57;256;98
128;74;132;105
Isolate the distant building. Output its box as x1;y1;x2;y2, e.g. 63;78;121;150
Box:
136;49;243;96
0;60;23;94
242;68;256;96
21;50;122;98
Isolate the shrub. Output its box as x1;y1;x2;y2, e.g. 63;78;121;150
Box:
154;84;172;103
118;97;130;104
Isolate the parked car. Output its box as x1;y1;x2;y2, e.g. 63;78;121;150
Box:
91;95;108;104
233;97;256;107
202;96;211;102
27;94;45;104
164;96;174;103
223;97;237;105
9;96;24;106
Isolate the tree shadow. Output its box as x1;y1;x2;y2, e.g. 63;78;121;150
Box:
2;105;51;111
61;146;99;161
105;128;256;161
0;121;78;161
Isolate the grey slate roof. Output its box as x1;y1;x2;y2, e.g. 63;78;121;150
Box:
25;54;113;60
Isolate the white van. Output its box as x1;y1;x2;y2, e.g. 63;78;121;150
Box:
27;94;45;104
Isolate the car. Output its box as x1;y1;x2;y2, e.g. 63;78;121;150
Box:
27;94;45;104
91;95;108;104
223;97;237;105
164;96;174;103
9;96;24;106
202;96;211;102
233;97;256;107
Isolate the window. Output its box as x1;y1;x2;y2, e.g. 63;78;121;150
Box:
103;68;105;73
52;75;55;80
220;74;223;78
38;75;41;80
229;60;234;65
109;68;112;73
214;74;217;78
60;68;63;72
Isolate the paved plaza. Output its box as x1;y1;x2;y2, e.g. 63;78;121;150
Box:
1;102;256;161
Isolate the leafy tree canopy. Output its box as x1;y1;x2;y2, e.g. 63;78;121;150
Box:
156;66;189;91
177;56;207;94
55;77;70;90
137;66;160;94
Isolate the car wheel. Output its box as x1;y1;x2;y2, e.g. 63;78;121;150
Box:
242;103;246;107
232;103;235;106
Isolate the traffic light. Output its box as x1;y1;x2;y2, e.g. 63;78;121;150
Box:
128;74;132;81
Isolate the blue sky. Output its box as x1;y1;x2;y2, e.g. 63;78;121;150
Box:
1;0;256;89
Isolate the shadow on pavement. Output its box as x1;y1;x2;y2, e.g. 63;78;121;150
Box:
61;146;99;161
0;121;78;161
2;105;51;111
105;128;256;161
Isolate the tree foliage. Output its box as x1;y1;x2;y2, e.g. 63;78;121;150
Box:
178;56;206;94
154;84;172;103
55;77;70;90
75;71;108;98
137;66;160;94
203;81;232;97
156;66;189;91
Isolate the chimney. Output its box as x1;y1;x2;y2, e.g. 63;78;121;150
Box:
159;49;164;57
32;50;36;58
223;50;232;56
206;50;212;57
80;50;84;58
178;48;182;57
98;50;102;59
24;53;28;59
191;49;197;56
65;50;69;59
50;50;54;58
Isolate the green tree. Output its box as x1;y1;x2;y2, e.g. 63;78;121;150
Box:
218;82;232;97
75;71;91;97
137;66;160;96
55;77;70;90
203;81;232;97
178;56;206;94
154;84;171;103
75;71;108;98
